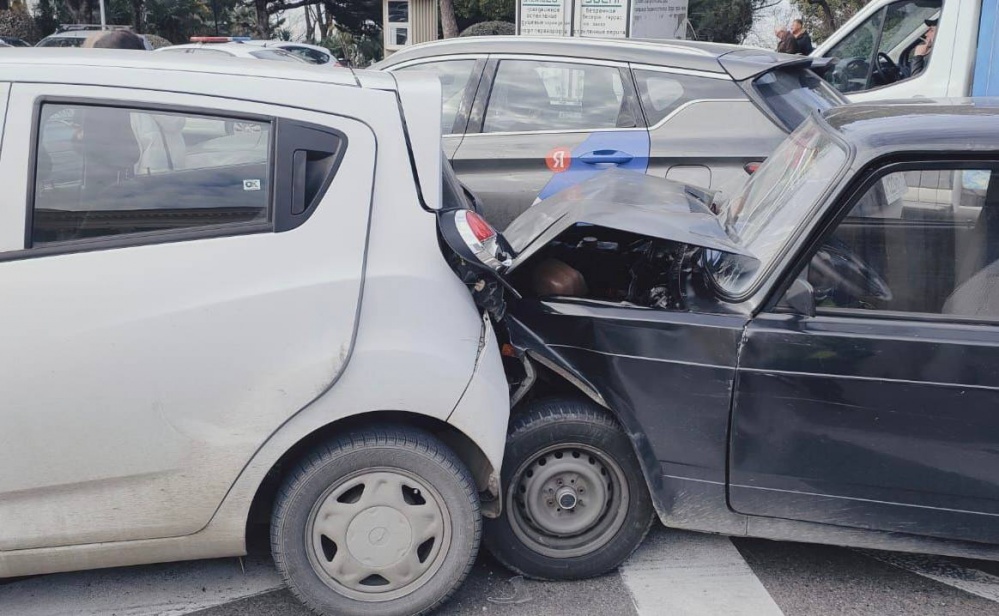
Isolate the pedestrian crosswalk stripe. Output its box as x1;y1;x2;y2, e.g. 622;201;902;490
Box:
620;529;784;616
864;550;999;604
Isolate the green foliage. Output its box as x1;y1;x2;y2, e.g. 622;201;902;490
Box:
791;0;869;42
0;7;40;43
321;29;382;67
143;32;172;46
307;0;380;36
459;20;514;36
32;0;58;37
454;0;513;30
143;0;210;43
688;0;764;44
223;2;258;37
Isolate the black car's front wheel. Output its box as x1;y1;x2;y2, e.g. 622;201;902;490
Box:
484;398;655;580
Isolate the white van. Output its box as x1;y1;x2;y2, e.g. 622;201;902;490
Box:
812;0;998;100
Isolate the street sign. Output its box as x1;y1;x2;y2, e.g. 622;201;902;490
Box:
631;0;688;39
519;0;572;36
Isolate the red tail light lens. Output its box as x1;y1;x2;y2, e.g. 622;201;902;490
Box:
453;210;510;271
465;211;496;242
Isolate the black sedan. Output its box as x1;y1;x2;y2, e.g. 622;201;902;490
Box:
440;99;999;580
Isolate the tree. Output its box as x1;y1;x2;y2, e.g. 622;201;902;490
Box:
440;0;458;37
791;0;868;41
454;0;512;31
33;0;58;37
263;0;380;38
0;6;40;42
144;0;211;42
688;0;772;44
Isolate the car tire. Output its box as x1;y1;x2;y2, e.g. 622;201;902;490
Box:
484;398;655;580
271;426;480;616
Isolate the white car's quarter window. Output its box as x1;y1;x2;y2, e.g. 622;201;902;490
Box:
33;103;272;246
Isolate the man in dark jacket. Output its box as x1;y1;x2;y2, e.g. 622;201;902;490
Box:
791;19;813;55
776;26;798;54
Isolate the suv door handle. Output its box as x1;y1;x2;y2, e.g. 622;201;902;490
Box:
579;150;633;165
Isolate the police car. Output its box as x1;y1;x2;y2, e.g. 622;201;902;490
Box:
0;49;508;616
375;36;847;229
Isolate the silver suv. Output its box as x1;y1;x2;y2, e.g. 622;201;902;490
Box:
377;36;846;228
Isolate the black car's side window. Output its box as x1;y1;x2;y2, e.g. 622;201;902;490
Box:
483;60;637;133
809;166;999;319
33;103;272;247
632;69;744;126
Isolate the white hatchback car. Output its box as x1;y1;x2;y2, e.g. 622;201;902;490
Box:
0;50;508;616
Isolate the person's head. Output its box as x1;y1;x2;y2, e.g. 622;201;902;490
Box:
791;19;804;35
775;26;787;38
83;30;146;50
924;18;938;44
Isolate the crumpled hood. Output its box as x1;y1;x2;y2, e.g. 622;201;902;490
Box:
502;169;753;271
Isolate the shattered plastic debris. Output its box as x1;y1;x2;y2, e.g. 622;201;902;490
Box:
486;575;532;605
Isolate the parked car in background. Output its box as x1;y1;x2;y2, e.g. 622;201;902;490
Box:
36;24;154;49
440;99;999;580
0;49;509;616
376;36;846;228
155;39;308;63
240;39;344;66
812;0;998;100
0;36;30;47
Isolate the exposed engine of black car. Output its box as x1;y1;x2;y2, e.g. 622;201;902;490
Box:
514;225;690;310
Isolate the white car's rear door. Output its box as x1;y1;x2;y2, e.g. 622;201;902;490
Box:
0;83;376;550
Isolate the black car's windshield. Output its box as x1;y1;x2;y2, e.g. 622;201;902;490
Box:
753;68;845;131
706;117;848;296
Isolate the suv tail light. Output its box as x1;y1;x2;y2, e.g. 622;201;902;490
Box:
454;210;510;270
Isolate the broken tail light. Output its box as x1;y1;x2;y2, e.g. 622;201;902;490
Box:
453;210;511;271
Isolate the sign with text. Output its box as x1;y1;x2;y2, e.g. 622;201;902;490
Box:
517;0;687;39
519;0;572;36
577;0;628;38
631;0;687;39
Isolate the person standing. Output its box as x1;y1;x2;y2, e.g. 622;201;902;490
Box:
791;19;813;55
776;26;798;55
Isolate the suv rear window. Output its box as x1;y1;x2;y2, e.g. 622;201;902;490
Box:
752;68;844;131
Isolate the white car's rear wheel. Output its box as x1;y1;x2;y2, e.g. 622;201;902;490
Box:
271;427;480;616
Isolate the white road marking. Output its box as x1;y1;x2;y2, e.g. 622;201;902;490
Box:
620;529;784;616
865;550;999;604
0;556;283;616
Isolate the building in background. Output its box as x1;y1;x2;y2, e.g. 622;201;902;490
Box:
383;0;438;54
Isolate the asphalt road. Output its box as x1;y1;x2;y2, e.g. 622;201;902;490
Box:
4;526;999;616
